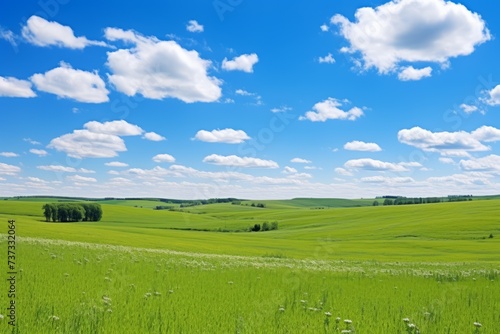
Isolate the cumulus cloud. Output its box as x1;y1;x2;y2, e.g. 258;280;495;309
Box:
485;85;500;106
334;167;353;176
84;120;143;136
459;155;500;173
235;89;253;96
29;149;48;156
152;154;176;163
344;140;382;152
344;158;409;172
186;20;204;33
460;103;479;114
398;66;432;81
398;126;499;156
194;128;250;144
0;152;19;157
318;53;336;64
300;98;364;122
332;0;490;75
283;166;298;174
104;161;129;167
291;158;312;164
30;62;109;103
203;154;278;168
142;132;166;141
320;24;329;32
105;28;221;103
0;76;36;98
0;162;21;175
37;165;94;173
22;16;107;49
48;130;127;158
222;53;259;73
271;106;292;113
67;175;97;183
360;176;414;183
471;126;500;142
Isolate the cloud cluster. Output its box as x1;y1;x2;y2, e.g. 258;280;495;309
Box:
22;16;107;49
194;128;250;144
332;0;491;79
0;76;36;98
300;98;364;122
203;154;279;168
222;53;259;73
105;28;222;103
398;126;500;157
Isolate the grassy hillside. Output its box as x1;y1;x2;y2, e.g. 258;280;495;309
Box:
1;199;499;262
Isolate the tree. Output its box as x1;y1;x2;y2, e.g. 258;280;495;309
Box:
383;199;394;206
372;200;379;206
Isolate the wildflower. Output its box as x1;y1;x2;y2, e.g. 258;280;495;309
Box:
154;291;161;296
0;314;4;320
335;317;341;323
344;319;352;325
325;312;332;317
49;315;60;321
403;318;410;323
279;307;285;312
168;289;174;294
474;322;482;328
300;300;307;304
341;330;351;334
408;323;416;329
144;292;152;298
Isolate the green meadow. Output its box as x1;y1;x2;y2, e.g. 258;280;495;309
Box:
1;197;499;333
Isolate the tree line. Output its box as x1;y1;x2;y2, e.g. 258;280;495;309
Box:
42;203;103;222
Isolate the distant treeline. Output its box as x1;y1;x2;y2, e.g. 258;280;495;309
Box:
374;195;473;206
42;203;102;222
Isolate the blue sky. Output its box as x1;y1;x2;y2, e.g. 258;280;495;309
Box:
1;0;500;199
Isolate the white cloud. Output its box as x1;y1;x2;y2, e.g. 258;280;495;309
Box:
320;24;329;32
398;126;496;156
0;152;19;157
186;20;204;33
29;149;48;156
0;28;16;46
459;155;500;173
105;161;129;167
427;173;491;186
344;140;382;152
304;166;321;170
67;175;97;183
334;167;353;176
271;106;292;113
235;89;254;96
460;103;479;114
332;0;490;75
194;128;250;144
84;120;143;136
0;163;20;175
105;28;221;103
318;53;336;64
222;53;259;73
203;154;278;168
23;138;41;145
142;132;166;141
471;126;500;142
0;76;36;98
283;166;298;174
439;157;455;164
152;154;176;163
398;66;432;81
360;176;414;183
22;16;107;49
485;85;500;106
37;165;94;173
48;130;126;158
344;158;409;172
31;62;109;103
300;98;364;122
291;158;312;164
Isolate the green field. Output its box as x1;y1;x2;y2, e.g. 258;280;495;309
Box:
1;197;499;333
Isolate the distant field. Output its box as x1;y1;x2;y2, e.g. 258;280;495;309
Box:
1;198;499;262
